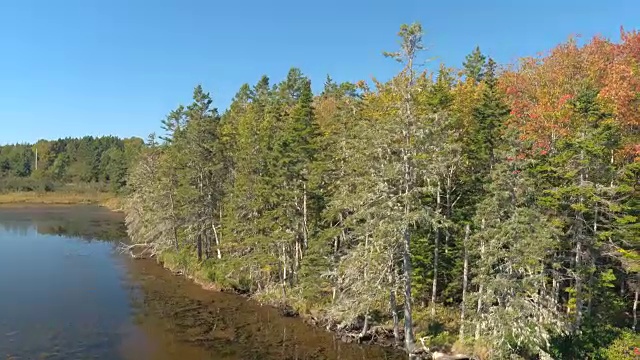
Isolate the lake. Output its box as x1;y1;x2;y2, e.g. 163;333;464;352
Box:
0;205;403;360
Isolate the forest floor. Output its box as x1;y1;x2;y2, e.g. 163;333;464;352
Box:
0;191;123;211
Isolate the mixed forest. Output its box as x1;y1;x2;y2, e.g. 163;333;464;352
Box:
125;24;639;359
0;136;143;193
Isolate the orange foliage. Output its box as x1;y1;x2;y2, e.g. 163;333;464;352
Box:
501;30;640;156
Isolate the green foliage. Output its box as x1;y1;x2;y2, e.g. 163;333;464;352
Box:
602;330;640;360
0;136;143;193
469;57;510;172
550;320;624;360
123;23;640;359
462;46;486;83
0;175;55;193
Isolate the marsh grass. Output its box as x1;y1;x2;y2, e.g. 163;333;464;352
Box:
0;189;122;212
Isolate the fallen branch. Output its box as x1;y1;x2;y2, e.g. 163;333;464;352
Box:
417;337;476;360
118;242;158;259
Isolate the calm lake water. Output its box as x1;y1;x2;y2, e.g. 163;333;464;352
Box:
0;205;403;360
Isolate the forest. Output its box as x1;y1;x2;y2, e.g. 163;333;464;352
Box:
0;136;143;193
124;24;639;359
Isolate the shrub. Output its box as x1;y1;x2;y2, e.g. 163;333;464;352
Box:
603;330;640;360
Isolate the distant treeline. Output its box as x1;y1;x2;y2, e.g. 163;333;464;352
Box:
0;136;144;193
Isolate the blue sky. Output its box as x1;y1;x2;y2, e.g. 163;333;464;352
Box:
0;0;637;144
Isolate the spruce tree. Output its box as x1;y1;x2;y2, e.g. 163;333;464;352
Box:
470;131;566;358
462;46;486;83
472;57;510;172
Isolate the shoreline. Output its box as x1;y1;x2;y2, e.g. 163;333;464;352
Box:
0;192;124;212
153;250;411;355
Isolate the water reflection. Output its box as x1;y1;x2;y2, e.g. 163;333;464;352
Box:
0;206;403;360
0;205;127;242
0;206;130;359
121;258;403;360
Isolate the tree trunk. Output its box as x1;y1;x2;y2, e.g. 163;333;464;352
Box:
475;219;485;340
361;234;370;340
431;182;441;316
196;234;203;261
397;32;418;354
586;208;598;316
280;263;287;301
302;182;308;250
169;192;179;250
552;271;560;308
474;286;483;340
459;224;470;341
587;261;595;317
633;289;638;332
205;235;211;259
198;172;205;261
574;227;583;330
401;147;415;352
211;208;222;259
390;287;400;346
294;240;300;274
574;148;586;330
431;228;439;317
282;243;288;283
402;227;415;352
389;260;400;346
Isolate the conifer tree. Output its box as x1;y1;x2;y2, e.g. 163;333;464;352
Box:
462;46;486;83
120;24;640;360
470;131;567;358
471;58;510;172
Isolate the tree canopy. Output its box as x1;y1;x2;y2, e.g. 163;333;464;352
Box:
0;136;144;193
123;25;639;360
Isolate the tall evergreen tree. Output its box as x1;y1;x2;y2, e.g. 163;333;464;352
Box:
462;46;487;83
469;130;567;358
471;58;510;171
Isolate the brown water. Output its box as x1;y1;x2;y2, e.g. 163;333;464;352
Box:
0;205;403;360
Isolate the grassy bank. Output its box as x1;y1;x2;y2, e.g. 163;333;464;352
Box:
158;249;226;292
0;191;123;211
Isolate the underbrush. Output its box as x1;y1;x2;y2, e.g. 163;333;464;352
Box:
414;305;460;351
158;249;256;292
602;330;640;360
0;176;57;193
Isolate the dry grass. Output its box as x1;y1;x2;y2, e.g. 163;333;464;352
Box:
100;196;124;212
0;191;117;207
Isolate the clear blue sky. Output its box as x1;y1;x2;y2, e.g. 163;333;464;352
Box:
0;0;637;144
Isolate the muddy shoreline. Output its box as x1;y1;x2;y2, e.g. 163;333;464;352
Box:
127;256;407;359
